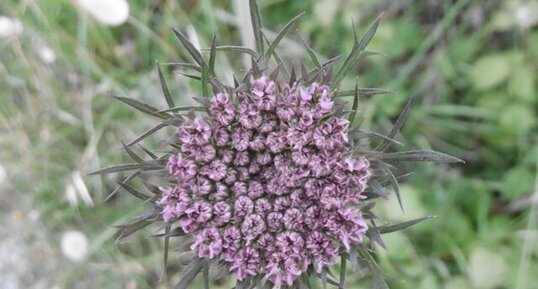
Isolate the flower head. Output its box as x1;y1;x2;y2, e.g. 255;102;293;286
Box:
158;77;371;286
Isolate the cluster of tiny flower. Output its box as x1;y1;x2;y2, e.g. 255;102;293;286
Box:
158;76;371;287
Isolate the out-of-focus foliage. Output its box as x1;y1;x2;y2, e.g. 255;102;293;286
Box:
0;0;536;288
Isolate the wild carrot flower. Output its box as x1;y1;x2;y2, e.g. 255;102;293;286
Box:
159;76;371;286
94;1;462;288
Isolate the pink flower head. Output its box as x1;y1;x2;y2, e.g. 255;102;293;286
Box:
159;77;372;285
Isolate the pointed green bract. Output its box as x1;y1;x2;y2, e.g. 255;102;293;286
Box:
88;162;162;175
378;216;435;234
265;12;305;60
377;98;412;152
157;63;175;108
299;34;322;69
348;82;360;124
126;122;168;146
174;257;206;289
209;34;217;76
117;181;152;200
337;88;394;97
249;0;265;57
121;141;143;163
333;14;383;86
386;168;404;212
172;28;205;67
380;150;465;163
113;95;170;119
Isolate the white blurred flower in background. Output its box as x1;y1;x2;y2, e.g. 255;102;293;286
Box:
75;0;129;26
512;1;538;29
0;16;23;39
38;45;56;64
61;230;89;262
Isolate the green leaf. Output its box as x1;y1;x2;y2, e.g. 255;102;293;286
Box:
469;247;507;289
377;216;435;234
113;96;169;119
500;166;534;200
379;150;464;163
249;0;265;57
471;54;510;90
333;14;383;86
266;12;305;59
172;28;205;66
175;257;206;289
126;122;168;146
157;63;175;108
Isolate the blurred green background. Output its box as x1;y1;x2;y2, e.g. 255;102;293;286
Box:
1;0;537;288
